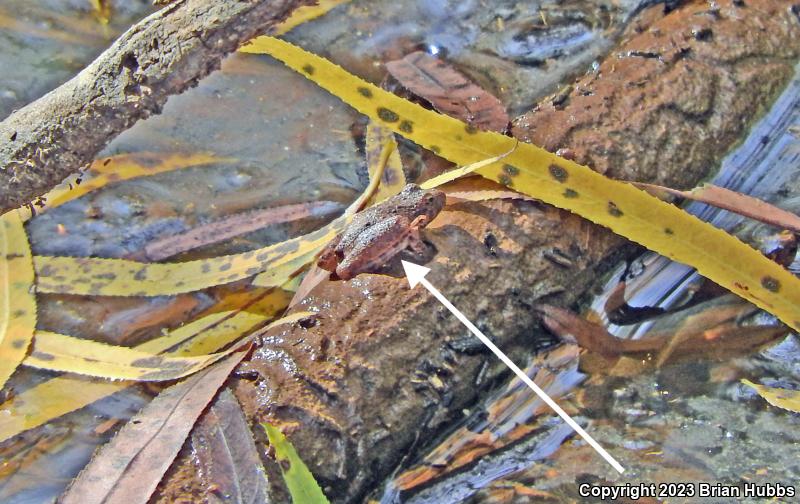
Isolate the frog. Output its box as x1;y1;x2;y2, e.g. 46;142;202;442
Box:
318;184;446;280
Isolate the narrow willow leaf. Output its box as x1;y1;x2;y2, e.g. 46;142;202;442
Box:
366;122;407;204
246;36;800;332
34;219;343;297
742;379;800;413
24;331;233;381
17;152;229;221
0;210;37;391
271;0;351;36
262;423;330;504
0;285;299;442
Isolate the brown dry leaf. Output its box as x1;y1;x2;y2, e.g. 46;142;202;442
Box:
59;350;248;504
635;182;800;233
192;389;268;504
143;200;342;261
385;51;509;132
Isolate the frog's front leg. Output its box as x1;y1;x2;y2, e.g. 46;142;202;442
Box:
405;215;431;257
336;215;412;280
317;234;343;273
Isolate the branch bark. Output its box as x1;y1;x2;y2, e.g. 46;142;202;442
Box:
0;0;312;214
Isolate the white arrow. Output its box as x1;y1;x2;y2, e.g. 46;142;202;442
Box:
401;260;625;474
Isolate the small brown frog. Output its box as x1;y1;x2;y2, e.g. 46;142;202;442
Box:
318;184;446;280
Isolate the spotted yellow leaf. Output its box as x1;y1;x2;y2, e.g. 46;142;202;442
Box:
244;36;800;332
24;331;234;381
0;210;37;391
33;219;342;297
742;379;800;414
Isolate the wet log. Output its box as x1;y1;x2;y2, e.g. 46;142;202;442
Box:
153;0;800;502
0;0;312;214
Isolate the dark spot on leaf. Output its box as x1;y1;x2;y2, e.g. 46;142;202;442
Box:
377;107;399;123
11;309;26;319
219;263;232;272
93;272;117;280
134;267;148;281
430;145;441;154
503;164;519;176
31;351;55;361
256;252;270;262
498;174;513;187
563;188;579;198
664;228;674;235
11;338;28;349
357;87;373;98
761;276;781;293
302;64;315;75
465;124;478;134
608;202;623;217
399;120;414;133
548;164;569;182
279;459;291;472
246;267;262;276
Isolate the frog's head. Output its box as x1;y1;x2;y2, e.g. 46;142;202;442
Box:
418;187;446;221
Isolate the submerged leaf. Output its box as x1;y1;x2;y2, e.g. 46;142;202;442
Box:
386;51;509;132
262;423;330;504
144;200;342;261
17;152;229;221
0;210;37;391
742;379;800;413
246;36;800;333
272;0;351;36
60;351;248;504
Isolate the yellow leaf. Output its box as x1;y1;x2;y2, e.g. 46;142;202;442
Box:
742;379;800;413
18;152;229;221
271;0;351;36
24;331;233;382
366;122;406;204
0;286;297;442
33;218;344;297
0;210;37;391
245;36;800;332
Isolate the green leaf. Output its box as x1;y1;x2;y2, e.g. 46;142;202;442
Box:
261;423;330;504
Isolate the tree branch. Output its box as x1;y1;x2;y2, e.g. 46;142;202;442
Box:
0;0;313;214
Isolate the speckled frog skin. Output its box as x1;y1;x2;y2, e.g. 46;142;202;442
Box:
318;184;446;280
